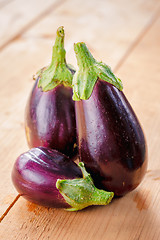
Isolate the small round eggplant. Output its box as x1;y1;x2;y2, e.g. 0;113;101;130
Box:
12;147;114;211
12;147;81;208
25;27;77;158
72;43;147;196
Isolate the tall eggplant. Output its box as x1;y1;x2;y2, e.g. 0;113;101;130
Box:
12;147;114;211
72;43;147;196
25;27;77;158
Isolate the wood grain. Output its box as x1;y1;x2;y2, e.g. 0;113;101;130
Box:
117;15;160;172
0;0;64;50
23;0;160;67
0;0;160;239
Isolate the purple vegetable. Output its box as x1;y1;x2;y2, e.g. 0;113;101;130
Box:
72;43;147;196
12;147;81;208
12;147;114;211
25;27;77;158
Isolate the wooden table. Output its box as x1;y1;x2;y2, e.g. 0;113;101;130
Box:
0;0;160;239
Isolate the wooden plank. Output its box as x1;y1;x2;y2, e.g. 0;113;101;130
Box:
0;0;159;238
0;0;63;50
116;17;160;172
22;0;160;67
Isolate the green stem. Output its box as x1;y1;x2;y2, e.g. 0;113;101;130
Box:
38;26;73;91
72;42;123;101
56;162;114;211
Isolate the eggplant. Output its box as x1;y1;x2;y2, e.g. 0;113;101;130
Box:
72;43;147;196
12;147;114;211
25;27;77;158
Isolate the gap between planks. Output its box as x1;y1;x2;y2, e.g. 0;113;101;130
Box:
0;194;21;223
0;2;159;225
0;0;66;52
114;7;160;73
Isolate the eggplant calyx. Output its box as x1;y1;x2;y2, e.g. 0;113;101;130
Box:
38;26;73;91
56;162;114;211
72;42;123;101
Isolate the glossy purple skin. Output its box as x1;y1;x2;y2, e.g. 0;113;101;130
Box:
75;80;147;196
25;78;77;158
12;147;82;208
